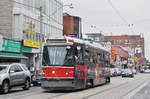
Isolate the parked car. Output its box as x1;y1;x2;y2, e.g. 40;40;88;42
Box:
132;69;137;74
114;68;121;76
31;72;41;86
110;68;117;77
140;68;145;73
122;68;134;78
0;63;31;94
144;69;150;73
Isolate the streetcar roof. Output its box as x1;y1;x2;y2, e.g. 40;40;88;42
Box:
45;37;110;52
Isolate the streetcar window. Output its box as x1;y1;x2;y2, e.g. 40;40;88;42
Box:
85;50;89;56
42;46;74;66
99;51;104;61
74;46;84;65
97;53;101;64
91;52;97;64
84;50;90;62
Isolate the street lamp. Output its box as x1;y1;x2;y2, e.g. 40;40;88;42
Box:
49;3;73;17
65;3;74;9
39;3;74;71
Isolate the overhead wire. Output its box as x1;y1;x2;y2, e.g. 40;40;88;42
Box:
107;0;135;34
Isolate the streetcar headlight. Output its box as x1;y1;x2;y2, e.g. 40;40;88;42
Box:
66;71;69;75
52;70;55;74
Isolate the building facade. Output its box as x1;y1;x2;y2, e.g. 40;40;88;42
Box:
111;46;129;69
105;35;145;69
63;13;82;38
0;0;63;69
105;35;145;58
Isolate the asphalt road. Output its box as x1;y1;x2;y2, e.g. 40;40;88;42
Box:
0;73;150;99
131;75;150;99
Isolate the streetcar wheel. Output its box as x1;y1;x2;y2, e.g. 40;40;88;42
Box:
86;80;93;88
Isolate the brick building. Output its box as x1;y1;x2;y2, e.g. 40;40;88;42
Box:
63;13;82;38
111;46;129;68
105;35;145;58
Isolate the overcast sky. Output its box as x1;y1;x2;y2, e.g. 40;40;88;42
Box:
62;0;150;60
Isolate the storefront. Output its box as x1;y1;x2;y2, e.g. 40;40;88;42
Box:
0;37;28;63
111;46;129;69
22;40;40;69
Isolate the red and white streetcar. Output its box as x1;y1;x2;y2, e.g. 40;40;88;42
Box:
41;37;111;91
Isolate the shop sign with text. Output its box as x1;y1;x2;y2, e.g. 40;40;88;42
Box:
2;38;21;53
24;40;40;48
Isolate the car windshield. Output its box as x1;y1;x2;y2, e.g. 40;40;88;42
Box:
0;66;8;74
124;69;131;73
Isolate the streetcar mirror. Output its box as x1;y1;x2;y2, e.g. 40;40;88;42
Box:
77;46;81;50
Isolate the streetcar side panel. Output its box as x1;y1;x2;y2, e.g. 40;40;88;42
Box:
84;45;111;87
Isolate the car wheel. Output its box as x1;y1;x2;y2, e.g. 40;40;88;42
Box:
33;82;38;86
23;79;30;90
2;81;9;94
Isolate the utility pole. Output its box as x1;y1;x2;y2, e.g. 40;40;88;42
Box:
39;6;43;71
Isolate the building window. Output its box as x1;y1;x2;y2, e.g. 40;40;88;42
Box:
13;14;20;39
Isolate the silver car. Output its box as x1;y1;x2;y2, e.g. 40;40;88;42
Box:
122;68;134;78
0;63;31;94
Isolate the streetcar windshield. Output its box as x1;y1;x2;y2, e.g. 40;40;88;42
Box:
42;46;74;66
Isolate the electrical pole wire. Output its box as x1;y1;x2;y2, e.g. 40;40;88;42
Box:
107;0;135;34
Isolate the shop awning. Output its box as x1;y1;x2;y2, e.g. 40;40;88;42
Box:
0;52;28;59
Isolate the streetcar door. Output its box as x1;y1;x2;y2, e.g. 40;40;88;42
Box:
74;45;87;88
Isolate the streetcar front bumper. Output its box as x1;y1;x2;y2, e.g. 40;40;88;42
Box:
41;78;76;90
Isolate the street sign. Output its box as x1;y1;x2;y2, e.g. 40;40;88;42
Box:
111;49;115;59
65;34;78;38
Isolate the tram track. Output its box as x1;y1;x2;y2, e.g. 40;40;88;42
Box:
118;78;150;99
0;87;41;99
80;76;148;99
3;74;149;99
6;87;66;99
11;91;66;99
10;91;43;99
46;93;68;99
81;81;130;99
60;77;132;99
